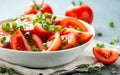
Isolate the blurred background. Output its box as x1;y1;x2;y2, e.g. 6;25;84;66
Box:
0;0;120;45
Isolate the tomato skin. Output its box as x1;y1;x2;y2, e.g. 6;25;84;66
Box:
61;28;93;44
33;24;52;37
61;32;77;49
24;2;53;15
10;30;31;51
31;34;43;50
65;5;93;24
93;47;119;64
46;32;62;51
60;18;88;32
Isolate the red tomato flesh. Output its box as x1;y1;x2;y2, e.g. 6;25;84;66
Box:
46;32;62;51
60;18;88;32
93;47;119;64
10;30;31;51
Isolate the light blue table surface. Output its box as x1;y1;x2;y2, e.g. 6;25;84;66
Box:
0;0;120;75
0;0;120;46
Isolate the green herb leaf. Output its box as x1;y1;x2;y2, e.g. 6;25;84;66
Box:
0;67;7;74
110;67;117;74
32;48;40;52
12;21;17;28
109;21;114;28
97;32;102;37
76;27;82;31
55;25;62;31
110;41;115;45
88;67;95;74
59;46;64;50
42;43;48;49
96;43;104;48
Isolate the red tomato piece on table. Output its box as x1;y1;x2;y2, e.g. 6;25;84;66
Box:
65;4;93;24
93;47;119;64
24;2;53;15
10;30;31;51
46;32;62;51
60;18;88;32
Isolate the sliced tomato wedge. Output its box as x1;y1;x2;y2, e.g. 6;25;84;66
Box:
46;32;62;51
61;32;77;49
93;47;119;64
10;30;31;51
60;18;88;32
61;28;93;45
31;34;43;50
34;24;52;37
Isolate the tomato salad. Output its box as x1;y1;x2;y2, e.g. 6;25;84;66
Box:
0;13;93;52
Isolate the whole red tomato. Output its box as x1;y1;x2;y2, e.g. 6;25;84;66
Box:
65;3;93;24
24;1;53;15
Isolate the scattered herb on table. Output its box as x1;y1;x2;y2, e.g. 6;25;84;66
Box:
97;32;102;37
109;21;114;28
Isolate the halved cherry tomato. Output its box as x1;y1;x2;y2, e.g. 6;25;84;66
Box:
10;30;31;51
93;47;119;64
46;32;62;51
33;24;52;37
31;34;43;50
24;2;53;15
61;28;93;44
65;4;93;24
61;32;77;49
60;18;88;32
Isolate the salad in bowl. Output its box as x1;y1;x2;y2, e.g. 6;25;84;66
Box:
0;13;95;68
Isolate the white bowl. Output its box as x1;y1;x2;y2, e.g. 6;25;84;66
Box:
0;18;95;68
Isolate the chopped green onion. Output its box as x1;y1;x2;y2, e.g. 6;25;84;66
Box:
88;67;95;74
7;68;15;75
59;46;64;50
0;67;7;74
110;67;117;74
44;12;52;18
79;64;89;68
17;25;24;30
32;48;39;52
42;43;48;49
9;29;15;35
109;21;114;28
49;27;55;33
97;32;102;37
2;23;11;32
79;41;84;45
96;68;102;75
96;43;104;48
28;40;34;46
55;26;62;31
110;41;115;45
76;27;82;31
12;21;17;28
52;16;57;20
0;37;9;46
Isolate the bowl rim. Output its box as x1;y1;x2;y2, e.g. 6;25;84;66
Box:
0;17;95;54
